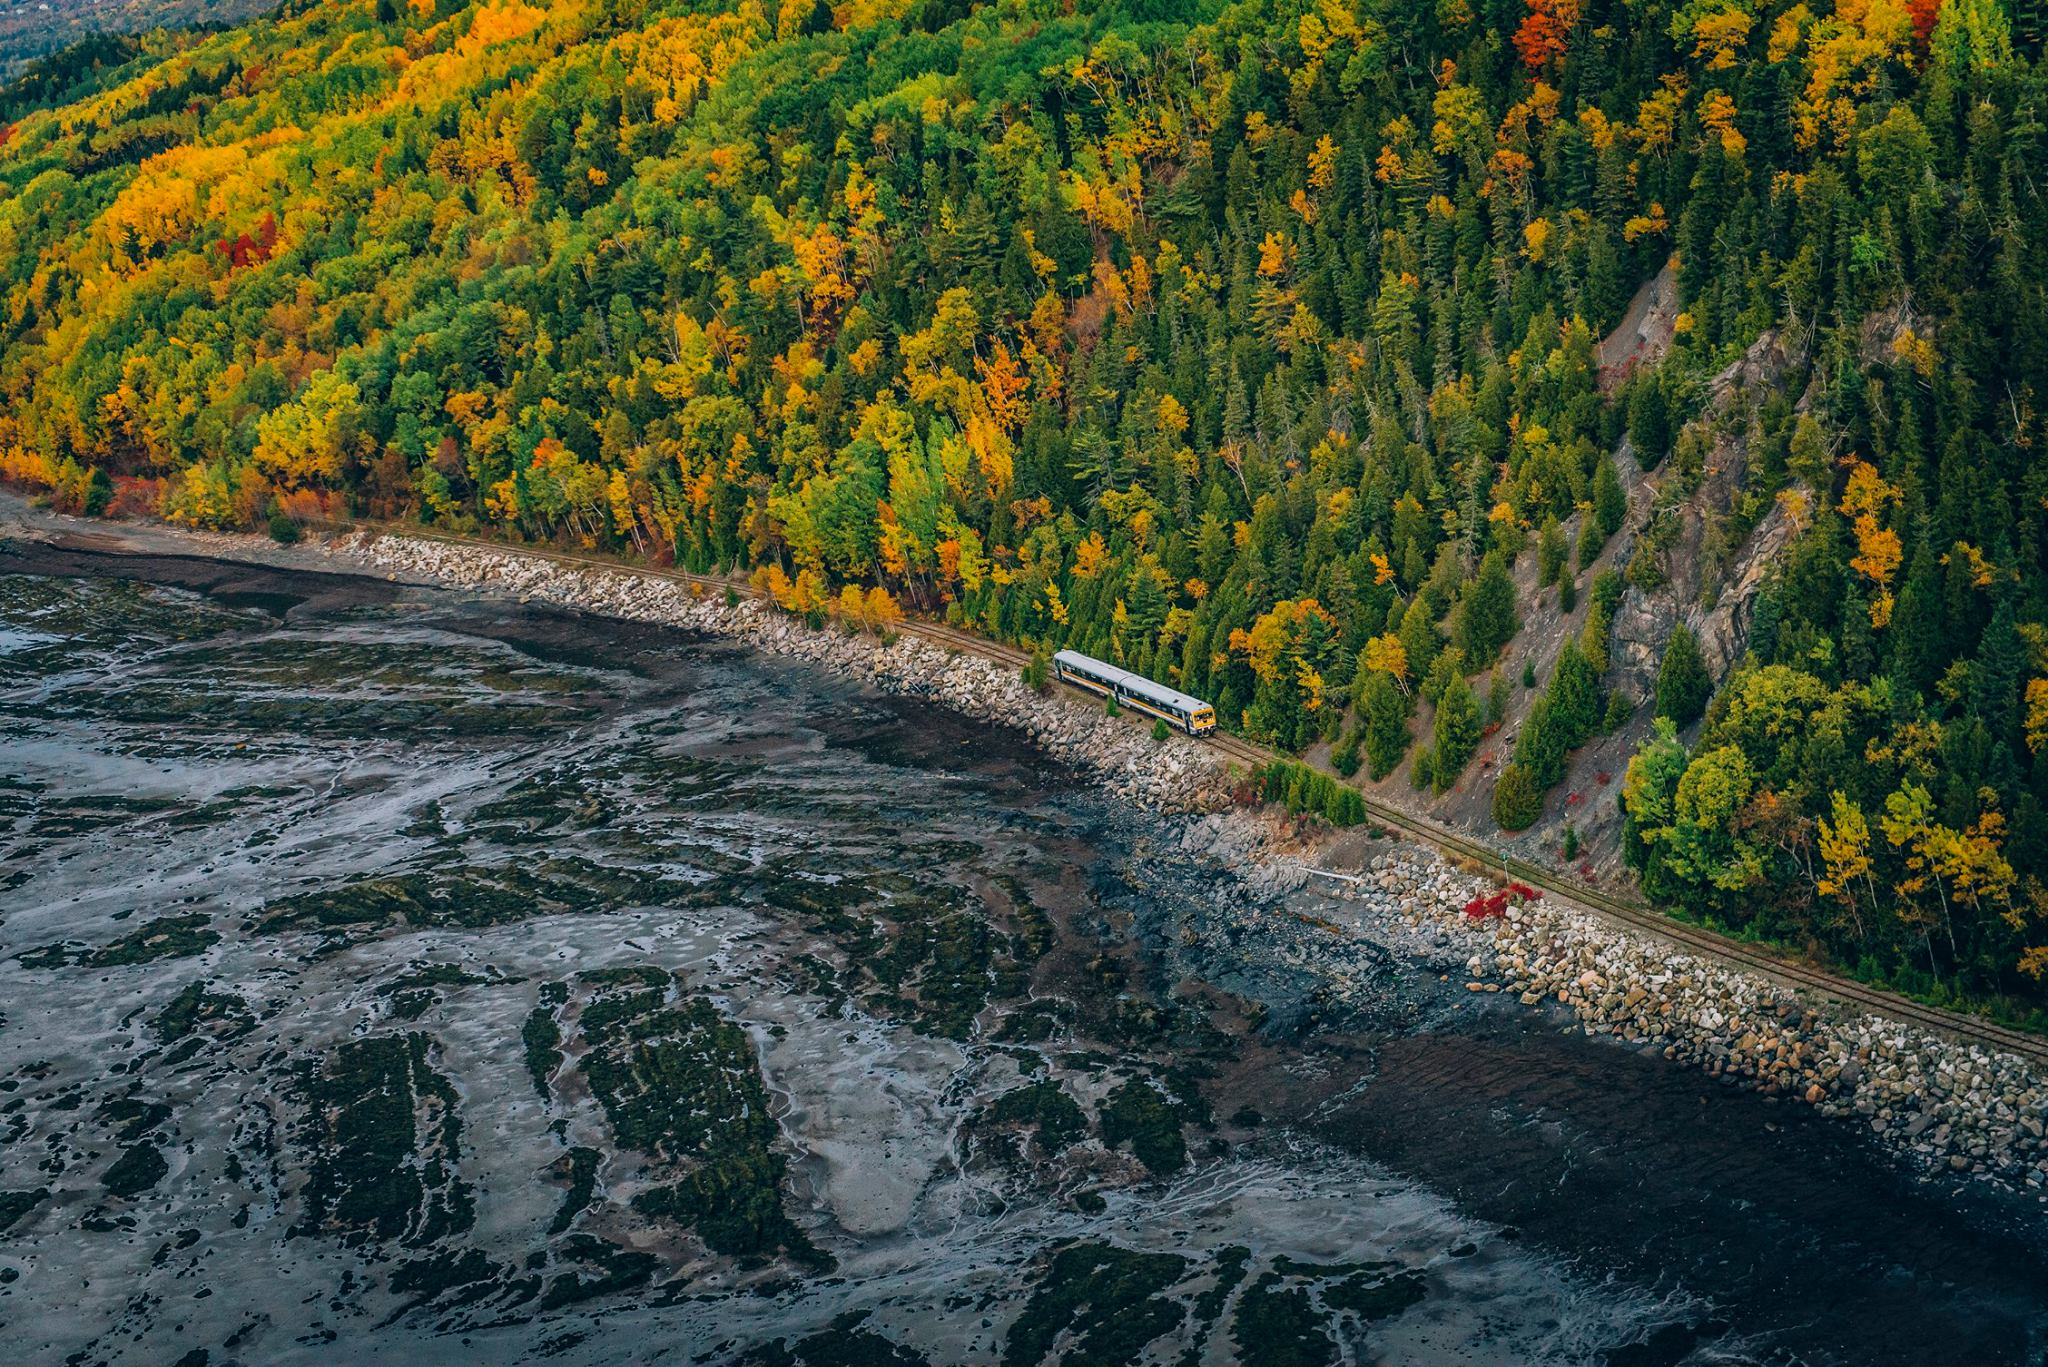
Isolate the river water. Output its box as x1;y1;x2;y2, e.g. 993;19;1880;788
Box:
1;538;2044;1367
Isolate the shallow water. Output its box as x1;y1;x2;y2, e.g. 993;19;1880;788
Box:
0;542;2043;1367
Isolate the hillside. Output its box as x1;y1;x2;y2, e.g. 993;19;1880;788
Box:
0;0;269;81
0;0;2045;1015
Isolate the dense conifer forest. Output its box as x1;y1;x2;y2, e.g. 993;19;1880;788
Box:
2;0;2046;1014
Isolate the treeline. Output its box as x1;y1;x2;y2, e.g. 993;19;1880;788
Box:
0;0;2045;1006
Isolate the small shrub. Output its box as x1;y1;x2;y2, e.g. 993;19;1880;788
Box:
267;510;302;545
724;586;740;608
1151;718;1171;742
1022;648;1051;693
1331;725;1362;777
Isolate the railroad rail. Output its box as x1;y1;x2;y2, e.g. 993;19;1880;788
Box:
304;516;2048;1065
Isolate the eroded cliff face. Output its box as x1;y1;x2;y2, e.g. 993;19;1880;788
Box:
1341;266;1812;885
1609;324;1802;704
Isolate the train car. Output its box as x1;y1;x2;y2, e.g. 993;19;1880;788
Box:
1052;649;1217;735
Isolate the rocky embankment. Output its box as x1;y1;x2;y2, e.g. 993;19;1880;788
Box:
335;530;1228;812
1342;852;2048;1198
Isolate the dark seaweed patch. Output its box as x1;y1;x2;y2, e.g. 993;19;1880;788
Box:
738;1311;932;1366
151;981;255;1065
575;973;823;1266
522;1003;564;1101
291;1034;472;1248
1229;1271;1334;1367
976;1080;1087;1158
20;913;220;969
1097;1081;1196;1178
254;859;703;942
1002;1241;1189;1367
380;963;494;1021
539;1234;657;1310
547;1146;600;1236
103;1142;169;1198
0;1187;49;1232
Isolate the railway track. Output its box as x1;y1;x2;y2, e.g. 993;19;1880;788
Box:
315;517;2048;1066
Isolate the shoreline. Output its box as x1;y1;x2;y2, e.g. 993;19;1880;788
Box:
6;501;2047;1203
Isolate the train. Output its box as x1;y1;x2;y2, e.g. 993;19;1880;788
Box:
1052;649;1217;735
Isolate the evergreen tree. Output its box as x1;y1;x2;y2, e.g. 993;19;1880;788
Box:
1486;668;1511;728
1655;623;1712;727
1360;672;1411;780
1592;456;1628;538
1430;672;1482;794
1548;639;1602;749
1492;764;1544;831
1455;551;1519;667
1537;516;1567;587
1626;374;1670;466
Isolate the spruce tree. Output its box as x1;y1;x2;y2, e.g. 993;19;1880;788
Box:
1430;672;1482;794
1626;374;1670;466
1492;764;1544;831
1538;516;1567;587
1360;672;1411;779
1486;668;1511;728
1548;639;1602;749
1455;550;1519;667
1593;455;1628;538
1655;623;1712;727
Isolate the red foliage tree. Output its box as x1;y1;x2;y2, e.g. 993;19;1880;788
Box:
1513;0;1580;73
214;212;280;271
1906;0;1939;51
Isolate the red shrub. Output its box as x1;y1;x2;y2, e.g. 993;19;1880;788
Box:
1463;891;1509;920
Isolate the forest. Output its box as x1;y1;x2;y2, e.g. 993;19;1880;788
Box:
0;0;2045;1015
0;2;270;80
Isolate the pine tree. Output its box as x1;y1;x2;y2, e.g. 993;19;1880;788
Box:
1332;724;1362;777
1515;695;1569;788
1974;598;2025;740
1890;540;1941;696
1655;623;1712;727
1626;374;1670;466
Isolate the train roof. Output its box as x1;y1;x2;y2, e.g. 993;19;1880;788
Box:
1054;649;1212;714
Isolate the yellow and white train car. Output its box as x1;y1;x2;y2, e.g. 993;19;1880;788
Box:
1053;649;1217;735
